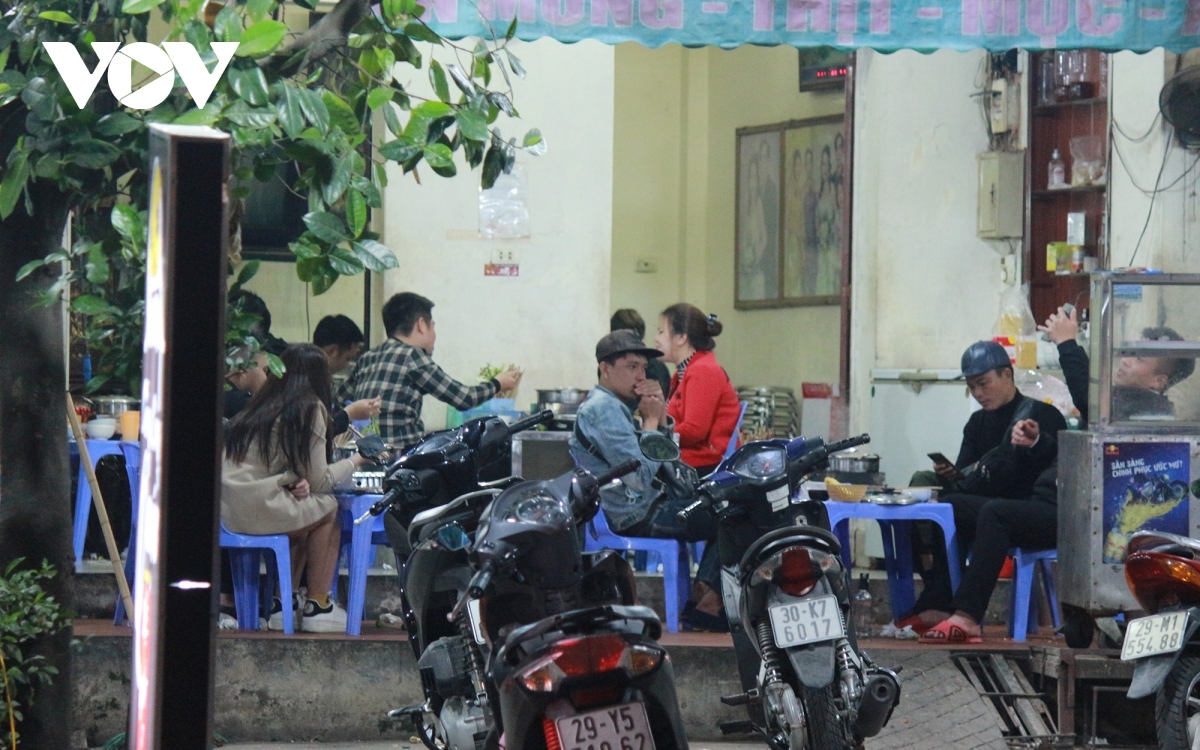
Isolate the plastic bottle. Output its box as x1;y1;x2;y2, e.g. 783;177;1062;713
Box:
1048;149;1066;189
854;574;874;639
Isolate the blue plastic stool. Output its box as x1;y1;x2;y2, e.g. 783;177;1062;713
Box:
335;493;391;636
112;443;142;625
218;522;294;634
823;501;961;621
584;507;691;633
72;439;141;566
1009;548;1059;642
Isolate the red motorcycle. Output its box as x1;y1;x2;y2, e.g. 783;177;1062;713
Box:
1122;531;1200;750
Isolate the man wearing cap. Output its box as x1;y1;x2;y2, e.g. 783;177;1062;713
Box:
894;340;1066;637
571;330;723;630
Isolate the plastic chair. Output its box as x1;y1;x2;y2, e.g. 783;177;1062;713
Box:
1009;548;1060;642
722;401;750;460
584;507;691;633
335;493;392;636
72;439;141;566
824;501;961;621
218;522;294;634
112;443;141;625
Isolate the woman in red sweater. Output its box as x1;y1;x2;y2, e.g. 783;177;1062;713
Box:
654;303;742;475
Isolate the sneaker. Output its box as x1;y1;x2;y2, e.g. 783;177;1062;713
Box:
217;606;238;630
300;597;348;633
267;593;303;631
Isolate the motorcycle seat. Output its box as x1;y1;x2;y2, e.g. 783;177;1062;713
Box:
739;525;841;573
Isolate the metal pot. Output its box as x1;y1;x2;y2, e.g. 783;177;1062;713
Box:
535;388;589;415
829;451;880;474
90;395;140;419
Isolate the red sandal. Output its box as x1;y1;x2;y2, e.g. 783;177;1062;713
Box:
894;614;933;636
918;619;982;644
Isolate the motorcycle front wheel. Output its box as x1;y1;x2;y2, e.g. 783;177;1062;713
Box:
799;684;855;750
1156;654;1200;750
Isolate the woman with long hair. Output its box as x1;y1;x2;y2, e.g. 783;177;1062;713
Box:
223;344;366;633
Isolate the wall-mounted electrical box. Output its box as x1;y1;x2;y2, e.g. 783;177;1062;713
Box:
977;151;1024;239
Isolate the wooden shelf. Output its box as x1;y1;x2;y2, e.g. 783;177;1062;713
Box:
1033;97;1107;114
1032;185;1107;198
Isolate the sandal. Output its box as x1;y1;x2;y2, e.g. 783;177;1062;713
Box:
918;619;982;644
893;614;934;636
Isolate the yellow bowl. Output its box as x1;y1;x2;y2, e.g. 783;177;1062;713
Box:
824;478;868;502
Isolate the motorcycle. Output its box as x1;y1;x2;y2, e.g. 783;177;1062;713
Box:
454;452;690;750
675;432;901;750
1122;530;1200;750
356;410;554;750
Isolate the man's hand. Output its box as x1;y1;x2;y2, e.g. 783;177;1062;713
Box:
345;396;382;421
1012;418;1040;448
495;368;522;392
934;462;961;482
634;380;664;400
638;392;667;431
1038;306;1079;345
287;479;311;500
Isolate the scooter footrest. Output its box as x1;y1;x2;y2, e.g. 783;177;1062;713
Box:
718;719;755;735
720;689;760;706
388;704;426;719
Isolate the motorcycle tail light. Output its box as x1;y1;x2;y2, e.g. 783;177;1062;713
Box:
517;634;665;693
755;546;836;597
1126;551;1200;613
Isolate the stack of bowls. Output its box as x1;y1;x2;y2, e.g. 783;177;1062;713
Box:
736;386;801;440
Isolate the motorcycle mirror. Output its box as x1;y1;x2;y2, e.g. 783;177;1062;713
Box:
639;432;681;462
434;524;472;551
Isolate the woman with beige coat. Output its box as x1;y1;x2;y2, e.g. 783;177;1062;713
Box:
223;344;367;633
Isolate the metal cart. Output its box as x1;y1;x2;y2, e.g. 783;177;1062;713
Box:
1057;272;1200;647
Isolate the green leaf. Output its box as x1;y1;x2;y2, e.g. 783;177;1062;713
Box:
302;212;349;244
173;103;220;125
223;101;276;128
403;21;442;45
72;295;115;315
266;353;285;377
413;100;452;120
214;5;242;43
295;255;324;282
456;109;489;142
382;0;406;25
321;155;352;205
328;248;364;276
505;50;526;78
236;20;288;57
523;128;543;148
229;65;269;105
378;138;421;162
298;88;330;135
93;112;142;137
321;91;358;134
121;0;161;14
0;150;30;220
382;101;402;136
291;239;320;259
346;189;367;237
377;48;396;82
111;205;143;242
506;16;518;40
429;60;450;103
352;239;399;272
312;271;338;295
367;87;393;111
246;0;274;19
66;139;123;168
16;259;44;281
86;245;110;284
278;87;305;137
423;143;452;169
38;11;78;23
236;260;260;286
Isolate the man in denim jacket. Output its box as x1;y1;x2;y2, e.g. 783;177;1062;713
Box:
571;330;724;630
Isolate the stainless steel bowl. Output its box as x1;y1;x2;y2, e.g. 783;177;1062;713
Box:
90;395;140;418
829;452;881;474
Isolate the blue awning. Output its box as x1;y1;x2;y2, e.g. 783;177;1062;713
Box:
423;0;1199;51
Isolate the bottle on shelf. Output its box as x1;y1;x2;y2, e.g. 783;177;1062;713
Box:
854;573;874;639
1048;149;1067;190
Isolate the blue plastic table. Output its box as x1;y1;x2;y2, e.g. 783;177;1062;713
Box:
823;501;960;620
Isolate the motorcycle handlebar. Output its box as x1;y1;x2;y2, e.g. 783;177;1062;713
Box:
676;497;707;524
508;410;556;435
824;433;871;456
355;488;402;525
467;562;496;599
593;459;640;487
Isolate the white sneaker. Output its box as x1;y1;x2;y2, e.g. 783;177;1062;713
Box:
267;594;303;631
300;598;348;633
218;612;238;630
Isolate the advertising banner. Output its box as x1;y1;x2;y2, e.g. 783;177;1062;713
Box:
1102;441;1192;564
424;0;1200;52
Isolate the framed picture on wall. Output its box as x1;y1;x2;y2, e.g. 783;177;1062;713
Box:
736;114;846;309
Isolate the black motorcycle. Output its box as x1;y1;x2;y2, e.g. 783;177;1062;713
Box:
356;410;553;750
676;432;901;750
454;455;690;750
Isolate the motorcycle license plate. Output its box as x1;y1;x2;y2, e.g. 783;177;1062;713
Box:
1121;612;1188;661
769;595;844;648
555;701;656;750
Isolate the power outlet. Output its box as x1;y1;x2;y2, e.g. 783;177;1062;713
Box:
990;78;1008;134
491;247;520;265
635;258;658;274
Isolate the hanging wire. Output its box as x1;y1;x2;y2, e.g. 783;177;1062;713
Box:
1128;138;1174;267
1112;127;1200;196
1113;111;1163;144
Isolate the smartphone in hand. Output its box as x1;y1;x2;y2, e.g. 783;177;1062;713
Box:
927;452;962;479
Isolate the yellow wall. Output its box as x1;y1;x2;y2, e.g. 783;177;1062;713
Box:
611;43;846;399
238;261;371;348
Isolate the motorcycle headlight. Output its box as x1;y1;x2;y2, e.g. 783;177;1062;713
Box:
511;491;571;525
731;446;787;482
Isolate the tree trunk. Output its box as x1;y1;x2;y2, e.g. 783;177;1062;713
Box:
0;178;74;750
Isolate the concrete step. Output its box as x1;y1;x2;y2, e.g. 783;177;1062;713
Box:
74;560;1049;631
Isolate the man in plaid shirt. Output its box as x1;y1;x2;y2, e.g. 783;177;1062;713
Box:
337;292;522;449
